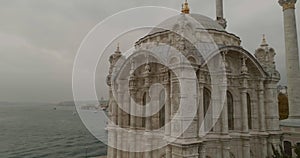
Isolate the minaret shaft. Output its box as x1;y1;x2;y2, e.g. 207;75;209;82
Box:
216;0;227;29
280;0;300;118
216;0;224;19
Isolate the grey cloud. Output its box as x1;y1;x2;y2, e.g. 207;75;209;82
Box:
0;0;298;102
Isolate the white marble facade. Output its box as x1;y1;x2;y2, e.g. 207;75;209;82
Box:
105;1;284;158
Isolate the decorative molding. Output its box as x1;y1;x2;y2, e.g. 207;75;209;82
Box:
279;0;296;11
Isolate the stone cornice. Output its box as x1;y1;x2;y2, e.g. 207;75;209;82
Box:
279;0;297;11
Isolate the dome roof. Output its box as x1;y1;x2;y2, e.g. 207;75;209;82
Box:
135;12;241;49
189;14;225;31
147;13;225;36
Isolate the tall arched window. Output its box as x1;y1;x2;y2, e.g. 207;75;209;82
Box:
247;93;252;129
203;88;211;117
203;88;211;131
227;91;234;130
159;90;165;128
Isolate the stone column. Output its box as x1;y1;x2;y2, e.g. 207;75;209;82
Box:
144;90;152;158
220;53;230;157
240;87;248;133
264;80;281;156
107;84;117;158
166;145;172;158
199;144;206;158
122;92;130;158
112;97;118;126
164;79;171;136
111;99;118;158
129;90;136;158
220;86;230;158
264;81;280;131
279;0;300;119
198;83;204;136
261;136;268;158
240;57;249;133
110;129;117;158
170;72;178;137
242;140;251;158
143;62;152;158
257;80;266;132
123;92;130;128
170;65;199;158
145;90;152;132
164;73;172;158
117;81;125;158
221;81;228;134
240;57;250;158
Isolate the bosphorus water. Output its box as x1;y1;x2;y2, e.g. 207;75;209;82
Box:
0;103;107;158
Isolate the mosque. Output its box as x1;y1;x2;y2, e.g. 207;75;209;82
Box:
105;0;300;157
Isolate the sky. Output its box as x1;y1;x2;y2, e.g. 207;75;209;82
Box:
0;0;299;103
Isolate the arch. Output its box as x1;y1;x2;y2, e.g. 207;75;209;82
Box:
247;93;252;130
227;91;234;130
201;46;267;78
187;55;197;64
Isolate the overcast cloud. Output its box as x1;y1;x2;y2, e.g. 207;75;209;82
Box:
0;0;299;103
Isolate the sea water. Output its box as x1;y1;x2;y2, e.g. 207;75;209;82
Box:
0;103;107;158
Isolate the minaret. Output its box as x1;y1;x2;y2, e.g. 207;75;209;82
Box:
278;0;300;120
106;44;123;158
255;35;277;74
216;0;227;29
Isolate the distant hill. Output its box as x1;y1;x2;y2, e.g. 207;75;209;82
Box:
57;100;108;107
0;101;53;106
57;101;76;106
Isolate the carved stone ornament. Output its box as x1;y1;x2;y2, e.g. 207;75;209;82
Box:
279;0;297;11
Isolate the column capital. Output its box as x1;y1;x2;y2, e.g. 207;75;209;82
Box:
279;0;297;11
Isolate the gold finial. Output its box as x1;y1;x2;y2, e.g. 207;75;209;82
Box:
181;0;190;14
261;34;268;47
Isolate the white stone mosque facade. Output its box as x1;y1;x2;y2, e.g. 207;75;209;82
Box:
105;0;300;157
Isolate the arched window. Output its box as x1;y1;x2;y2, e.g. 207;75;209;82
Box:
159;90;165;128
203;88;211;117
227;91;234;130
247;93;252;129
188;56;197;64
284;141;292;157
203;88;211;131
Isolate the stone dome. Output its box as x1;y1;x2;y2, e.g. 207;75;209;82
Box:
146;13;225;36
189;14;225;31
135;13;240;48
